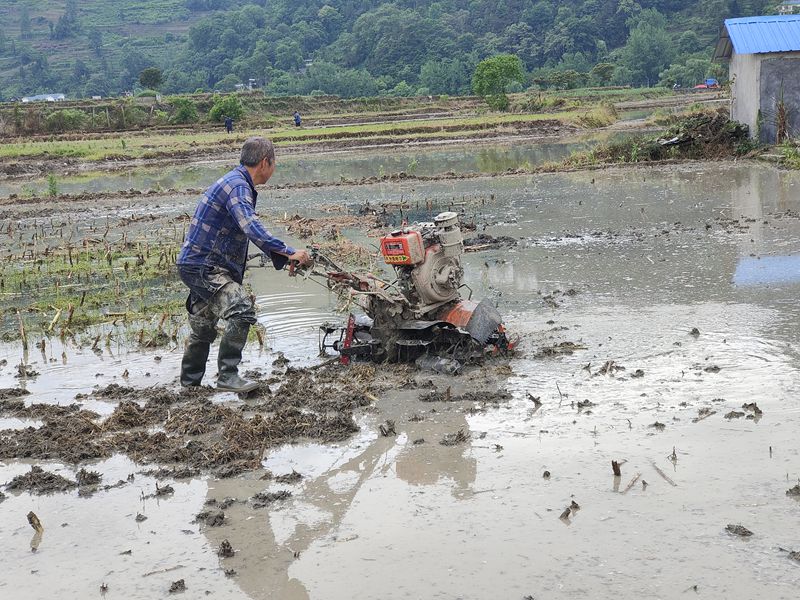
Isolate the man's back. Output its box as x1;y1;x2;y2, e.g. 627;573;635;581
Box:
177;166;254;281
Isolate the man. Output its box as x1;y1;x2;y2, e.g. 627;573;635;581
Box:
176;137;311;392
293;111;301;127
224;115;234;133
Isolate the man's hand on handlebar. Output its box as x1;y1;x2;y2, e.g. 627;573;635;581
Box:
288;249;313;266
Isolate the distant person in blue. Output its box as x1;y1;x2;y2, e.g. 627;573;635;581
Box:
293;111;301;127
176;137;311;392
224;116;234;133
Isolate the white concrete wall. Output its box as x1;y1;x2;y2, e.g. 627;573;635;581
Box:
731;51;800;140
730;53;760;136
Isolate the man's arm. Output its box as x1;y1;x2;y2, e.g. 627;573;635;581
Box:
226;185;296;257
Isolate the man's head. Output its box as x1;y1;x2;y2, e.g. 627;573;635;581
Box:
240;136;276;185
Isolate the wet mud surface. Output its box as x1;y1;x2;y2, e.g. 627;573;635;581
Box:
1;159;800;599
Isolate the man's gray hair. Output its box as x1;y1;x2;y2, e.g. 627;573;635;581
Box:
240;136;275;167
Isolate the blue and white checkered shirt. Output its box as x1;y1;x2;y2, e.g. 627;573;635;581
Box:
176;165;295;281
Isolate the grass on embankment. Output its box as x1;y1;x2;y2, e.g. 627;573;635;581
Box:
0;111;610;162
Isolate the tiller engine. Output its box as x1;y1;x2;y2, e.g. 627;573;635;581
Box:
297;212;512;368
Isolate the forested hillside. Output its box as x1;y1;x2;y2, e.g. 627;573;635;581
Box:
0;0;780;99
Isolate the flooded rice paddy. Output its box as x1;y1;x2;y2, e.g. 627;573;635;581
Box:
1;157;799;599
0;129;648;199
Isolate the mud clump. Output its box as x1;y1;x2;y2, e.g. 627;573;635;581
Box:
6;466;77;494
75;468;102;486
0;399;99;421
195;508;225;527
0;387;30;402
152;483;174;497
379;420;396;436
104;401;150;430
92;383;138;399
275;470;303;484
786;484;800;497
0;366;373;474
164;400;237;435
463;234;517;251
168;579;186;594
251;490;292;509
218;540;235;558
726;524;753;537
440;429;470;446
140;467;199;480
534;341;586;359
724;410;745;420
420;389;511;403
742;402;763;416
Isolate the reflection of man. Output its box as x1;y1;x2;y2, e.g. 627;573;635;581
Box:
176;137;311;392
395;414;477;500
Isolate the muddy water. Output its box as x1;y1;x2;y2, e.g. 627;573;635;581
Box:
0;130;643;198
2;162;800;599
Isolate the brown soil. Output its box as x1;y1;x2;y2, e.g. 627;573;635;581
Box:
420;388;511;403
6;465;77;494
463;234;518;252
0;365;381;472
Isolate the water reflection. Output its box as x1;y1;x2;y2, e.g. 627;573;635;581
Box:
734;256;800;286
0;131;643;199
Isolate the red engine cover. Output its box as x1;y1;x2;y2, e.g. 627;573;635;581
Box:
380;231;425;265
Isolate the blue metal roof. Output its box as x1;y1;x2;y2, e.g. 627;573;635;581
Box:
716;15;800;59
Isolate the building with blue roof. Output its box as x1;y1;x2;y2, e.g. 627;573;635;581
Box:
714;14;800;143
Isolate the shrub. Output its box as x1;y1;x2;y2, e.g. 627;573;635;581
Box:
209;95;243;122
574;105;618;128
45;109;87;132
47;174;58;197
111;103;148;128
485;94;510;111
170;98;198;124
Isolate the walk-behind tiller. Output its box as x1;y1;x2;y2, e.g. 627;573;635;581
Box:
292;211;514;369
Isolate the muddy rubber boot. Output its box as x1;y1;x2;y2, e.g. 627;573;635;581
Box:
216;321;259;393
180;313;217;387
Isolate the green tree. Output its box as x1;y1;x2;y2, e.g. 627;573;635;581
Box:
87;28;103;56
139;67;164;90
419;58;472;95
84;73;109;98
472;54;525;110
214;74;240;92
53;0;81;40
590;62;615;85
274;41;303;71
658;57;725;88
318;5;344;38
617;13;674;86
20;4;32;40
387;81;415;97
209;95;243;122
72;59;90;84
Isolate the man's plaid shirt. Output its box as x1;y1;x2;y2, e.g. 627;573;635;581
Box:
176;165;295;282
